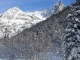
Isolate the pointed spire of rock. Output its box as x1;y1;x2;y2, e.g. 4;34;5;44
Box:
56;0;65;13
59;0;62;4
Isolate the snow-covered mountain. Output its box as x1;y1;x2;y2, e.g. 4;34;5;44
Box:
0;1;65;38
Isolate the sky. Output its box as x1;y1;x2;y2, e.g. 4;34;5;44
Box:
0;0;76;13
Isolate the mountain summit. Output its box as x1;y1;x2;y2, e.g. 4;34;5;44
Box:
1;7;23;19
57;1;65;13
41;1;65;17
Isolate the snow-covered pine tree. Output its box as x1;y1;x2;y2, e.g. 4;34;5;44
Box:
63;2;80;60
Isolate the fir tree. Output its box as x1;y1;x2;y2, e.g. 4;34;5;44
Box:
64;4;80;60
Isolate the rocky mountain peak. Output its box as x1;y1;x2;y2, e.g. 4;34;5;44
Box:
5;6;22;13
1;6;23;19
41;1;65;17
56;0;65;13
59;0;62;4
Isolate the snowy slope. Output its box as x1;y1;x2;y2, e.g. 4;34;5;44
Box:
0;1;65;38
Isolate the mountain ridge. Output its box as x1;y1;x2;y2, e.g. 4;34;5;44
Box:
0;1;65;38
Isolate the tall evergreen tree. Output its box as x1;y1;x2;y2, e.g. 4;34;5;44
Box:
64;3;80;60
